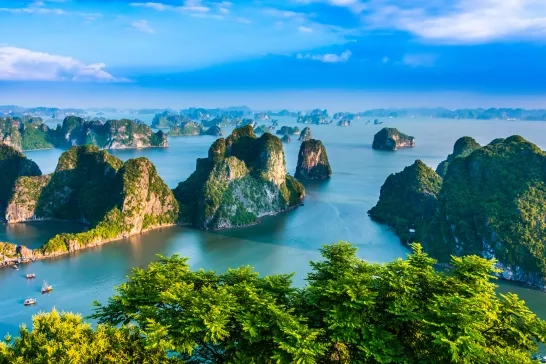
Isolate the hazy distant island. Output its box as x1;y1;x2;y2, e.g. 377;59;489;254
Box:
0;116;167;151
369;135;546;290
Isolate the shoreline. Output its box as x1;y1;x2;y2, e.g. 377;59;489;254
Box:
0;222;177;268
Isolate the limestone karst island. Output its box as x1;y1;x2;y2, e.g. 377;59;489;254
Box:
2;0;546;359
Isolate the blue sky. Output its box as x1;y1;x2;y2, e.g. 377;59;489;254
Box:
1;0;546;109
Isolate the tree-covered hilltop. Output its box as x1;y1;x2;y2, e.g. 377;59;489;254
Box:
173;125;305;229
368;160;442;243
370;135;546;289
436;136;481;177
3;242;545;363
167;121;204;136
5;146;178;257
0;116;56;151
0;144;41;216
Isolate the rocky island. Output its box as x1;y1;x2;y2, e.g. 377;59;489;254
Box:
435;136;481;177
167;121;204;136
281;135;291;143
369;135;546;290
173;125;305;230
0;116;168;151
297;109;330;125
151;111;192;129
298;127;312;141
0;144;41;215
276;126;300;136
3;145;179;262
295;139;332;180
372;127;415;151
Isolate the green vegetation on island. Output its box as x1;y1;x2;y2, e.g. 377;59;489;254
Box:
297;109;330;125
5;145;179;257
368;160;442;243
435;136;481;177
372;127;416;151
0;144;41;215
370;135;546;289
151;111;193;129
2;242;545;363
295;139;332;180
173;125;305;229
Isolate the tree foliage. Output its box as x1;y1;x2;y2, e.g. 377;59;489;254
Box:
2;243;545;363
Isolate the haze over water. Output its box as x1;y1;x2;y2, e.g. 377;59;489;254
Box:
1;117;546;336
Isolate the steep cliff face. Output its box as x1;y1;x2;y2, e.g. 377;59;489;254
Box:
202;125;224;136
372;128;415;151
298;127;312;141
295;139;332;180
0;144;42;216
0;118;24;151
371;136;546;289
173;125;305;230
5;145;179;258
424;136;546;288
368;160;442;243
435;136;481;177
56;116;168;149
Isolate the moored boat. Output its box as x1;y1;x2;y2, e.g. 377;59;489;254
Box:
41;280;53;294
13;264;18;270
24;298;37;306
26;273;36;279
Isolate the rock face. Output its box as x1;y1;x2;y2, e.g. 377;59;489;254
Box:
152;111;192;129
173;125;305;230
435;136;481;177
57;116;168;149
5;145;179;257
295;139;332;180
371;136;546;290
202;125;224;136
276;126;300;136
167;121;204;136
0;144;41;215
337;120;352;127
298;127;312;141
372;128;415;151
0;117;55;151
368;160;442;242
281;135;291;143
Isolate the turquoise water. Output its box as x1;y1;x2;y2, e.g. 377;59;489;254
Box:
1;117;546;336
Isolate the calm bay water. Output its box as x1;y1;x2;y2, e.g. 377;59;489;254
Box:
1;117;546;336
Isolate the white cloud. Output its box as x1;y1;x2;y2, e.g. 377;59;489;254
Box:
297;49;352;63
236;17;251;24
131;19;155;34
130;1;209;13
365;0;546;43
263;8;307;19
298;25;313;32
402;53;438;67
0;47;126;82
382;56;389;63
219;7;229;14
0;0;100;18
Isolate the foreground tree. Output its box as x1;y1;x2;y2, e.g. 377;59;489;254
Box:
2;243;545;363
0;309;172;364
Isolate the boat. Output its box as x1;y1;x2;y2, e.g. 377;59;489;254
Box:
24;298;37;306
26;273;36;279
41;281;53;294
13;264;18;270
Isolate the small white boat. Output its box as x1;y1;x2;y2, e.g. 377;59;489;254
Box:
26;273;36;279
24;298;37;306
13;264;18;270
41;280;53;294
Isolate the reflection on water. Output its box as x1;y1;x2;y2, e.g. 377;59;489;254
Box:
2;117;546;336
0;221;85;249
